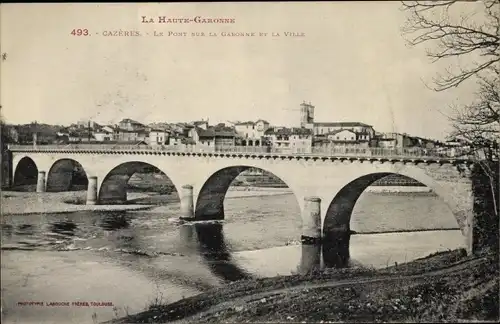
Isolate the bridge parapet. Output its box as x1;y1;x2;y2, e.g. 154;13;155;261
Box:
8;144;474;163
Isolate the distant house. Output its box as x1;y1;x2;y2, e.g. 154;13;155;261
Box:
312;121;375;140
168;135;195;146
327;129;356;141
93;127;114;142
377;138;397;149
265;127;313;153
191;120;209;130
149;128;170;146
234;119;270;146
114;128;148;142
189;126;237;148
117;118;146;131
101;125;115;133
168;123;187;134
377;132;416;149
110;119;147;142
312;129;371;148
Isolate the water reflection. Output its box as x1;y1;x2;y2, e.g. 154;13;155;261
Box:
99;212;131;231
322;231;352;268
179;223;252;282
3;210;355;278
2;192;461;282
1;224;13;238
16;224;36;236
98;212;141;251
50;221;77;236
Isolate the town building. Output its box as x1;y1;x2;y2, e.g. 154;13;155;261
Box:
114;128;148;142
189;125;237;148
298;102;376;145
149;128;170;146
234;119;270;146
168;135;195;146
93;126;114;142
191;120;209;130
117;118;146;131
264;127;313;153
313;129;371;149
377;132;416;149
76;120;100;130
114;118;149;142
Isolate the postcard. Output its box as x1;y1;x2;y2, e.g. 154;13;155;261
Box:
1;2;498;324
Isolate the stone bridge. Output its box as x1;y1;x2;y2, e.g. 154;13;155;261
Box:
7;145;476;257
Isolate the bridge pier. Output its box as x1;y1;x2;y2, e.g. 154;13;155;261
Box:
299;244;321;274
36;171;46;193
180;185;195;219
301;196;322;244
322;224;351;268
86;176;98;205
299;197;322;274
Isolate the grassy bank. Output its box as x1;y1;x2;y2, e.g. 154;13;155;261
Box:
107;249;498;323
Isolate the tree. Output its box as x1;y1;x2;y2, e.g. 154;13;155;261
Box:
401;0;499;247
401;0;499;91
401;0;499;156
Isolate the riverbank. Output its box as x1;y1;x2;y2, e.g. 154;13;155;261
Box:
108;248;499;323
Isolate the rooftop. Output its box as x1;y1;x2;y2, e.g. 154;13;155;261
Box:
314;122;373;128
194;126;237;138
119;118;145;126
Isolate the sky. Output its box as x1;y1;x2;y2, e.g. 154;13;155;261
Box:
0;2;483;141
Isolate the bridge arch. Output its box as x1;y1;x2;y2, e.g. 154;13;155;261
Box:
322;168;469;267
12;156;38;191
46;159;89;192
98;161;180;205
194;165;300;221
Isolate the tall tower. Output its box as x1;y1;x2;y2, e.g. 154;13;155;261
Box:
300;101;315;128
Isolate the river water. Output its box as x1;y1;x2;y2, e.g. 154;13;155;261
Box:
1;191;465;324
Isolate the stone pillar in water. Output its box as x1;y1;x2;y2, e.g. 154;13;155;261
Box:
36;171;46;193
299;244;321;274
86;176;98;205
301;196;322;244
180;185;195;219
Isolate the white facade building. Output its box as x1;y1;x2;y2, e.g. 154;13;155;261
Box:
265;127;313;153
234;119;270;146
149;129;170;146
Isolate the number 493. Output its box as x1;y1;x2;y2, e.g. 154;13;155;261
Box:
71;29;89;36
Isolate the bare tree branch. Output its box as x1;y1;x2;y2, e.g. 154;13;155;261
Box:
401;1;499;220
401;0;500;91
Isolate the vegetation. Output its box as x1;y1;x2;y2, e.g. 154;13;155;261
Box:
107;249;498;323
401;0;499;253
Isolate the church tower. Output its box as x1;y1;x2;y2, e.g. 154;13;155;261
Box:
300;101;315;128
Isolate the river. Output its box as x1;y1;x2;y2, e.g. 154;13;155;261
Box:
0;190;465;324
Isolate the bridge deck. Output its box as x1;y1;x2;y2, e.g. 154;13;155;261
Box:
8;144;473;163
